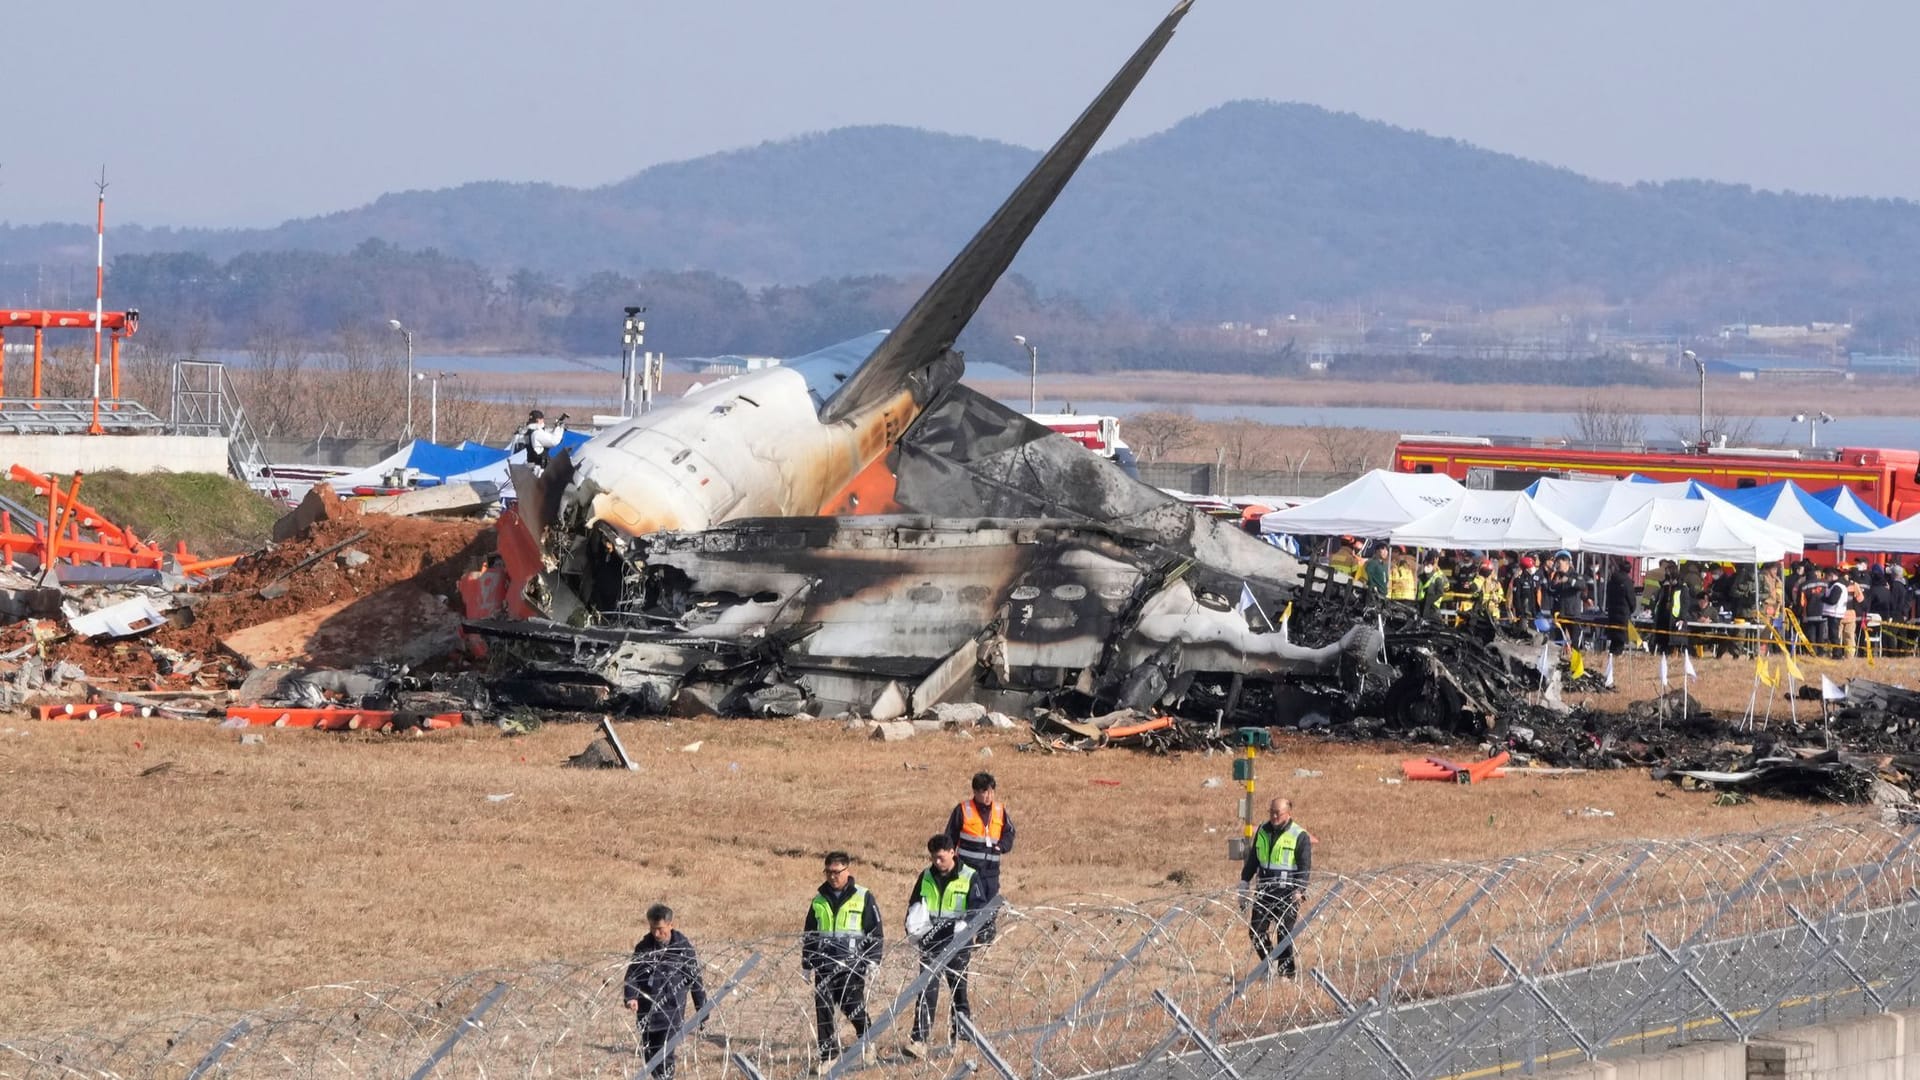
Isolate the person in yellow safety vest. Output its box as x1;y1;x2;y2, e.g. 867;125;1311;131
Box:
1238;797;1314;977
944;771;1016;944
1328;537;1363;578
1388;554;1417;602
902;835;991;1060
1471;559;1506;621
801;852;885;1073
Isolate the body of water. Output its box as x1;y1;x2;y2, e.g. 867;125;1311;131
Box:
1042;400;1920;452
200;348;1920;450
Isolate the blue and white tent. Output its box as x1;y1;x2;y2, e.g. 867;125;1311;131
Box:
326;431;592;492
1807;485;1894;530
1707;480;1867;547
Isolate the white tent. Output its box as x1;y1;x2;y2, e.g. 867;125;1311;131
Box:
1579;497;1803;562
1389;490;1585;551
1259;470;1464;538
1530;477;1708;531
1839;512;1920;554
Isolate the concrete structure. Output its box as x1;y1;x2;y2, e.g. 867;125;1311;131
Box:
1543;1009;1914;1078
0;434;229;475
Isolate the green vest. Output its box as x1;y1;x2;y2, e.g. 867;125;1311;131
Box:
811;885;870;937
918;865;976;920
1254;822;1304;875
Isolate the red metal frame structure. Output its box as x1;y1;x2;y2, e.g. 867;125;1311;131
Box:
0;465;235;576
1392;436;1920;520
0;308;139;420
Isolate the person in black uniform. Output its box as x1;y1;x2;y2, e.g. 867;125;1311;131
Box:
802;852;884;1073
624;904;709;1080
1238;797;1313;977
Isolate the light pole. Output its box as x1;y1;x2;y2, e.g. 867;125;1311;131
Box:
389;318;415;439
1684;348;1705;444
1791;411;1835;449
1014;334;1038;412
417;371;457;443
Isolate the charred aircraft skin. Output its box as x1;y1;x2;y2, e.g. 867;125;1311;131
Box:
480;515;1380;720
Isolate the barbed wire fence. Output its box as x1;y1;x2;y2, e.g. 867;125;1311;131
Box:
6;817;1919;1079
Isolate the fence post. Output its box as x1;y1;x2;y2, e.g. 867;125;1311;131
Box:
408;982;509;1080
184;1018;252;1080
1030;903;1191;1080
1588;834;1796;1049
1152;989;1243;1080
1419;850;1650;1077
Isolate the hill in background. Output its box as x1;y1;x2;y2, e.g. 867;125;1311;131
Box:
8;101;1920;327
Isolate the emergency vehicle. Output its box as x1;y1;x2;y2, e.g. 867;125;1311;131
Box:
1392;436;1920;520
1029;413;1139;476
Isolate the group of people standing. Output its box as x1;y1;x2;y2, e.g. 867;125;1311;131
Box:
624;773;1014;1076
1328;535;1920;658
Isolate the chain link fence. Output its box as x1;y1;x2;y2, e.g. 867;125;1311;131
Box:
7;817;1919;1079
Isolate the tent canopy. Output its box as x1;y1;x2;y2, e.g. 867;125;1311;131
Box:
1708;480;1868;546
1579;496;1803;562
1840;511;1920;554
1259;469;1464;538
323;430;591;491
1808;485;1895;530
1389;490;1584;551
1526;477;1709;532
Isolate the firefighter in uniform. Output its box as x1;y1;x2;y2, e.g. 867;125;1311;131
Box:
802;852;884;1072
944;771;1015;944
1416;554;1450;621
1239;797;1313;977
903;835;990;1060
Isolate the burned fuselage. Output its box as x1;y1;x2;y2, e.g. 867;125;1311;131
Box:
474;3;1395;722
489;514;1380;720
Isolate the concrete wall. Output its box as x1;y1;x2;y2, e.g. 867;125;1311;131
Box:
0;434;229;476
1540;1010;1910;1079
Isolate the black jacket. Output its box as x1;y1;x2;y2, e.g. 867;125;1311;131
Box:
624;930;708;1032
801;879;885;974
1604;569;1636;623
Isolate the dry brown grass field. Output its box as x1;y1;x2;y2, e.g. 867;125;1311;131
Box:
10;652;1910;1031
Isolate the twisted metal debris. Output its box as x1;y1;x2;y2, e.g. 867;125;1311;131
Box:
7;817;1919;1079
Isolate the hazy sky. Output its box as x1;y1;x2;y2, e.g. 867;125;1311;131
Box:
6;1;1917;228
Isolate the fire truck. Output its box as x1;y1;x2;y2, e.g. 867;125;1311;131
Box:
1392;436;1920;520
1029;413;1139;476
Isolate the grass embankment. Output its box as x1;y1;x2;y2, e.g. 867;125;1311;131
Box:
0;470;279;557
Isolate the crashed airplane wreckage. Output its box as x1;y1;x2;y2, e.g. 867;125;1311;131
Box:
464;1;1496;729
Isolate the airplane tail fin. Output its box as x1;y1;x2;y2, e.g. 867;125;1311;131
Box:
820;0;1194;424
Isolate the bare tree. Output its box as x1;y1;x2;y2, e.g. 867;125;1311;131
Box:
1217;416;1273;470
1310;425;1376;473
1667;410;1767;448
1568;394;1647;446
1124;409;1201;463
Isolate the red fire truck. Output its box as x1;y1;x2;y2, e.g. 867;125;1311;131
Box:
1392;436;1920;520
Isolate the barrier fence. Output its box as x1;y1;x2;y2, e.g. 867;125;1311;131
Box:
6;818;1919;1079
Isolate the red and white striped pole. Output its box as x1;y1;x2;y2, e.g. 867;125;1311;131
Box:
90;168;106;434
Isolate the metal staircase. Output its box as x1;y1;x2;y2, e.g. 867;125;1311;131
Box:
169;360;276;490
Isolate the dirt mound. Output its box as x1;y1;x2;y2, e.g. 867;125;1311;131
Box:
164;501;495;660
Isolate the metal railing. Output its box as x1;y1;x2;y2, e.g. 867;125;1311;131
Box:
5;818;1917;1078
170;359;275;489
0;396;166;434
